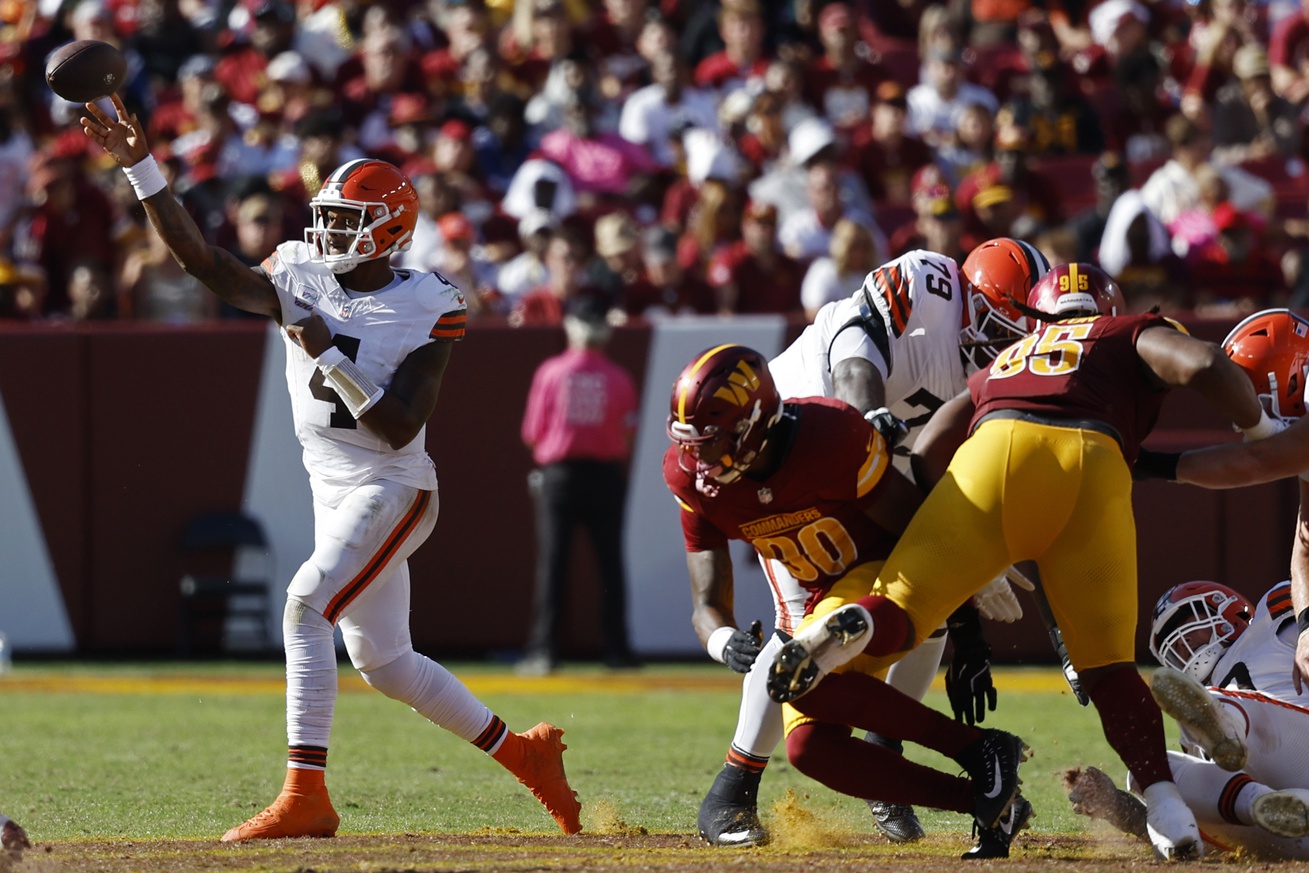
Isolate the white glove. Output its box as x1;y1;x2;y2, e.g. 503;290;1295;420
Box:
972;569;1034;623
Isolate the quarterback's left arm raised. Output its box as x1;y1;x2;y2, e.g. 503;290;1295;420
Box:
80;95;279;319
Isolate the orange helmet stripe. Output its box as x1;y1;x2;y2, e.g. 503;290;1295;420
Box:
676;344;739;424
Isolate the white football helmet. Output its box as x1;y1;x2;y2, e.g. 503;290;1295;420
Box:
1149;581;1253;683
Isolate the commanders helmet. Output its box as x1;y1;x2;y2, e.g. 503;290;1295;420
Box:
1149;581;1253;683
667;345;781;490
306;159;419;273
1222;308;1309;420
959;237;1051;369
1027;263;1125;327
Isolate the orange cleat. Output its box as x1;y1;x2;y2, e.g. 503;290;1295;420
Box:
221;770;340;842
496;722;582;834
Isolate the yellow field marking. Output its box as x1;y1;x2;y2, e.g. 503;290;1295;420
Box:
0;667;1089;696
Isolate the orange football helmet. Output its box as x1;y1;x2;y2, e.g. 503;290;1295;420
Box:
306;159;419;273
1027;263;1125;327
1222;308;1309;420
667;345;781;491
959;237;1051;369
1149;581;1253;683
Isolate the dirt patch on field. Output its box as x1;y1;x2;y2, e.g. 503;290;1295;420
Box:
6;830;1285;873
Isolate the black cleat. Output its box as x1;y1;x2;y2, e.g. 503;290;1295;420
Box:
868;800;926;843
963;794;1033;859
698;766;768;847
954;729;1030;829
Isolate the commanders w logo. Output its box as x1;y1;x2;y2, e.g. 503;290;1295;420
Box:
713;360;761;407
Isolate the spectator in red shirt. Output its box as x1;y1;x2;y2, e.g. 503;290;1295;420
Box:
512;229;606;327
15;154;118;317
850;80;934;205
149;54;217;143
1269;0;1309;105
804;2;890;135
336;18;429;148
694;0;770;94
887;187;966;260
619;225;717;317
518;295;639;675
215;0;299;108
707;200;804;314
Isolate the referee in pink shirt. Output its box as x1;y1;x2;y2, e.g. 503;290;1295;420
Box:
518;295;639;675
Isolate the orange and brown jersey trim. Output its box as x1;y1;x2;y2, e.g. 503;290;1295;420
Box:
1217;772;1256;825
430;308;467;341
869;264;911;338
1267;583;1293;620
473;715;508;753
726;745;769;775
288;744;328;770
324;490;432;624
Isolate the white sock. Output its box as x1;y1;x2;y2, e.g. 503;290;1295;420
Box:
361;649;493;742
284;599;338;750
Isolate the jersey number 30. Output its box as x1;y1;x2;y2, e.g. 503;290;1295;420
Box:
308;333;361;429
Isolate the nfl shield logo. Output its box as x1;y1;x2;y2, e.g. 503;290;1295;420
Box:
758;488;772;504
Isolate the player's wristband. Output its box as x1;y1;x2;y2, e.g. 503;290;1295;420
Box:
1133;449;1180;482
1241;409;1282;441
1298;608;1309;637
315;346;383;418
706;626;735;664
122;155;167;200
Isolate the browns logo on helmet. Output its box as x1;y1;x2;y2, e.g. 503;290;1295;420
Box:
305;159;419;274
667;345;782;492
1222;308;1309;420
958;237;1051;369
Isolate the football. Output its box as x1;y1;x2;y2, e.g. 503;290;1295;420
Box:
45;39;126;103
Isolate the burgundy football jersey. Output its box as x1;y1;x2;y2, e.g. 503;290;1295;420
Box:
663;397;897;605
967;313;1174;463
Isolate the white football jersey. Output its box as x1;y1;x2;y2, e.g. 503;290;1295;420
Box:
769;249;967;455
762;249;968;632
265;241;466;506
1210;581;1305;705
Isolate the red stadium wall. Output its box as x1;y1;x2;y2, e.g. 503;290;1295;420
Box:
0;318;1296;663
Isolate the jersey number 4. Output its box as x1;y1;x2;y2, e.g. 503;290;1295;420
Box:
309;333;361;429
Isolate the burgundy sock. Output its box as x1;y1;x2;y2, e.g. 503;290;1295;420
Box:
793;671;981;758
1085;665;1172;787
855;594;912;656
786;722;973;813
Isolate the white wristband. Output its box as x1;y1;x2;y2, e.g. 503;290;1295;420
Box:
122;155;167;200
1241;410;1281;441
706;626;735;664
315;347;383;418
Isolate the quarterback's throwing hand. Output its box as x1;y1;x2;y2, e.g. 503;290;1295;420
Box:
80;93;150;167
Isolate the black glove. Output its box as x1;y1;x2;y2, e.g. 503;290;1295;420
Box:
946;640;996;725
945;605;995;725
724;620;764;673
864;407;910;450
1133;449;1180;482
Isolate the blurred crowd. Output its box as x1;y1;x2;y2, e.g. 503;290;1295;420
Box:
5;0;1309;324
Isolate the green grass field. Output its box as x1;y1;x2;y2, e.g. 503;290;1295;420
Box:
1;661;1137;844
